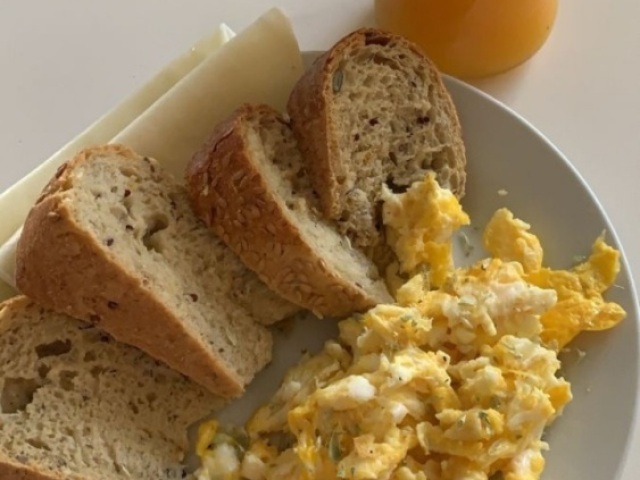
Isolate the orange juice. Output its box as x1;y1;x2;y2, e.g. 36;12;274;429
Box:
374;0;558;78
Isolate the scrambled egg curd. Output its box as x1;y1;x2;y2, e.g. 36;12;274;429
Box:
196;173;625;480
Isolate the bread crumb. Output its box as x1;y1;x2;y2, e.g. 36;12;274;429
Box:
497;189;508;196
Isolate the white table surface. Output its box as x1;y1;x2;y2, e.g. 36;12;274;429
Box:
1;0;638;477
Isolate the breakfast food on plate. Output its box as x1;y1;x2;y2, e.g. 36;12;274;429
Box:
287;28;466;254
187;28;468;317
15;144;299;398
0;9;629;480
0;296;222;480
187;104;393;317
195;174;625;480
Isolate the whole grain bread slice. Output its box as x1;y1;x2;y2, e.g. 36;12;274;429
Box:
187;104;393;317
16;145;299;398
288;28;467;254
0;296;221;480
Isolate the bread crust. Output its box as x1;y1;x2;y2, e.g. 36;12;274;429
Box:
16;145;248;398
187;104;392;317
287;28;466;221
0;460;70;480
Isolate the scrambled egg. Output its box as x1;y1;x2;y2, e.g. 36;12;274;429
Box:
382;177;470;288
196;173;625;480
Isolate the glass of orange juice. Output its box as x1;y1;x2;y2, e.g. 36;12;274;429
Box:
374;0;558;79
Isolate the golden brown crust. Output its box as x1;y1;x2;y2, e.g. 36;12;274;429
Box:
287;47;338;218
287;28;466;220
16;145;244;398
187;104;391;317
0;462;65;480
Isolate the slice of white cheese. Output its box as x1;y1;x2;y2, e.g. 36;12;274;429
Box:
0;23;238;298
113;7;304;176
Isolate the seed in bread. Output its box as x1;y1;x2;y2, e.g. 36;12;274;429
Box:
16;145;298;398
287;28;467;252
0;296;222;480
187;104;393;318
